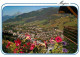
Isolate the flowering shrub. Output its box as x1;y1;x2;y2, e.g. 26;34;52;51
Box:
3;35;68;53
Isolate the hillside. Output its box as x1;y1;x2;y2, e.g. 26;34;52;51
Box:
3;7;77;32
3;7;59;23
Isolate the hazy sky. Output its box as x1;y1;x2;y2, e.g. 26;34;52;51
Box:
2;6;59;16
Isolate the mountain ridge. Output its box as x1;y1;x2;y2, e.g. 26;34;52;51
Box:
3;7;59;23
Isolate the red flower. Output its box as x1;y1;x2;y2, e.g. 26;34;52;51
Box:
14;38;21;46
23;44;26;47
14;51;16;53
20;48;23;51
27;42;30;46
14;48;18;53
19;51;24;53
44;41;47;48
14;48;18;51
55;36;62;43
29;44;35;50
31;44;35;48
26;47;27;49
6;42;11;48
16;43;20;46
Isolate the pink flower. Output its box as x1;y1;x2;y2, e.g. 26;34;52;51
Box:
49;37;54;44
29;38;31;40
30;47;34;50
55;36;62;43
34;41;37;45
14;38;21;46
16;43;20;46
44;41;47;48
6;42;11;48
25;34;31;40
44;41;47;44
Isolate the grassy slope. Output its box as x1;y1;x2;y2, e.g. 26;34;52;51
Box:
3;14;77;31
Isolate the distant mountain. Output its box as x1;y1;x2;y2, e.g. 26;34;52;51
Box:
3;7;59;23
13;12;22;17
2;12;22;22
2;15;15;22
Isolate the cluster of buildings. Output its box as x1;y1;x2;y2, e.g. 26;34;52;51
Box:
3;24;63;41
